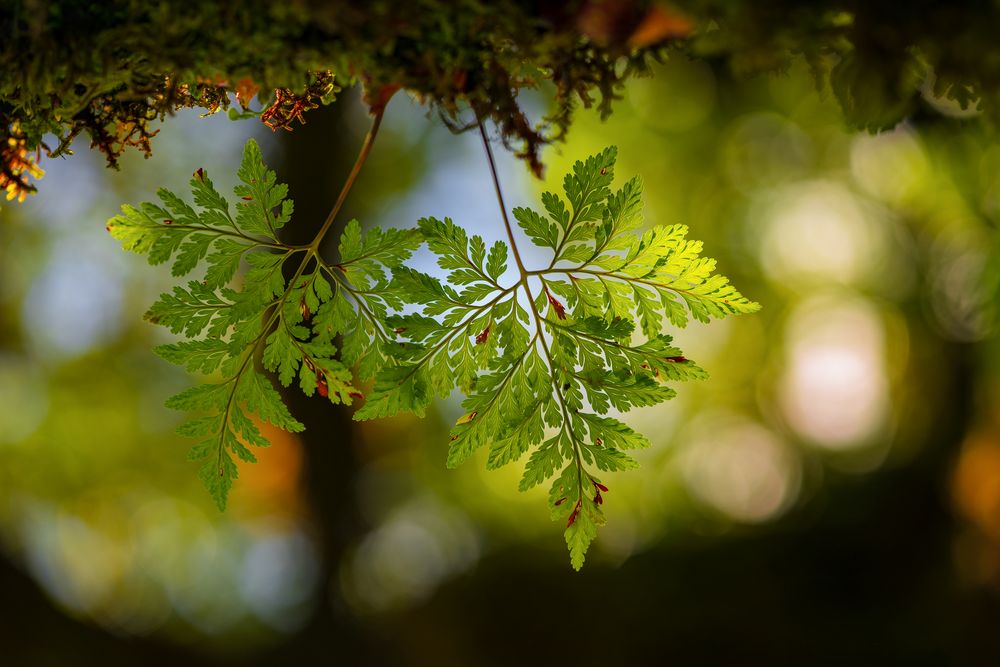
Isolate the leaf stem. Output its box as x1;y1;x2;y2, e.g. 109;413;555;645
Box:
478;120;587;506
478;122;527;279
373;285;517;390
156;223;295;250
526;283;586;496
209;107;390;488
319;264;394;344
310;105;386;255
531;266;711;302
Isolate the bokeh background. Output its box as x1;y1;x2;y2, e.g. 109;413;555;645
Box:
3;55;1000;663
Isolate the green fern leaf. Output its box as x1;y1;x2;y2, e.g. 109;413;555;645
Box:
111;137;758;568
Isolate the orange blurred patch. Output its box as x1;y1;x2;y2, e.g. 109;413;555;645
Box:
232;419;305;516
953;434;1000;541
949;429;1000;588
629;5;694;48
577;1;693;47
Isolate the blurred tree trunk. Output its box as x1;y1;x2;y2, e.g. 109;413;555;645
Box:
266;88;388;660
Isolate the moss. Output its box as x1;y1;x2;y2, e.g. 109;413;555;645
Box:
1;0;664;197
3;0;1000;200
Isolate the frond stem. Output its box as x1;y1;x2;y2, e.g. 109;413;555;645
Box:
478;119;587;504
478;121;527;279
309;106;387;255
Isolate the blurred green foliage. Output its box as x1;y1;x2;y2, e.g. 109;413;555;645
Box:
3;40;1000;663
